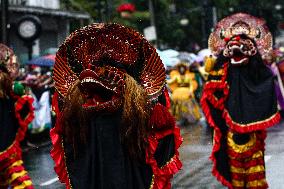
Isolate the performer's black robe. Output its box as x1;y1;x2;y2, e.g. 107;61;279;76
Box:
201;54;280;187
51;94;182;189
0;98;18;152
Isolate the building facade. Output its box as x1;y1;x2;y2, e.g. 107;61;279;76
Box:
1;0;90;64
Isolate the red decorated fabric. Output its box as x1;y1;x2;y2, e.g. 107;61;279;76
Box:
50;93;72;189
14;95;35;142
200;63;230;188
0;142;21;162
0;95;34;161
201;61;280;188
163;88;171;110
148;103;176;131
146;103;183;189
0;149;34;189
50;95;182;189
50;127;72;189
223;110;280;133
200;96;233;188
51;92;60;115
201;62;281;133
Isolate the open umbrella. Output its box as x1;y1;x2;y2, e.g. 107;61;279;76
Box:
178;52;197;64
195;48;212;63
42;48;58;55
157;49;180;67
26;54;55;67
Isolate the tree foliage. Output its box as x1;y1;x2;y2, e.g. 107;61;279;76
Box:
61;0;284;51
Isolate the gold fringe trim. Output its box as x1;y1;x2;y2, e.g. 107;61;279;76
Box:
230;165;265;174
229;150;264;161
251;151;264;159
8;170;27;183
149;174;155;189
209;69;224;76
246;179;267;187
206;80;222;83
232;179;268;188
62;139;73;189
227;132;256;153
225;110;279;127
161;155;176;169
232;179;245;187
13;180;33;189
6;160;23;170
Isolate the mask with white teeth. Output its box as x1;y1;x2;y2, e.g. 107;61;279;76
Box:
223;35;257;65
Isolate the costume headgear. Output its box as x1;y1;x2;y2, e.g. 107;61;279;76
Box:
0;44;15;73
208;13;273;57
54;23;165;103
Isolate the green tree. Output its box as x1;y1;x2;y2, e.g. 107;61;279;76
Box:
61;0;284;50
213;0;284;40
61;0;150;32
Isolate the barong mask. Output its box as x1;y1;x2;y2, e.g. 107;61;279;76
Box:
54;23;165;113
209;13;273;64
223;35;257;65
0;44;14;98
0;44;19;79
201;13;280;189
53;23;169;158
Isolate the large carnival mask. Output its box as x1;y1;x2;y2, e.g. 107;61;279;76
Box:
208;13;273;65
0;44;19;78
223;35;257;65
54;23;165;113
0;44;15;98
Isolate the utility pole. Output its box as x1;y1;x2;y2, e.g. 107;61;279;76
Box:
105;0;112;22
201;0;214;48
96;0;102;22
1;0;9;44
148;0;156;27
148;0;158;47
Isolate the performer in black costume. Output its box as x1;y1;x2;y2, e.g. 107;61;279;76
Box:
201;13;280;189
50;23;182;189
0;44;34;189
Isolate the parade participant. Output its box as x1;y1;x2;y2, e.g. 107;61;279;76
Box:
50;23;182;189
25;67;52;133
167;62;201;125
0;44;34;188
201;13;280;189
271;48;284;111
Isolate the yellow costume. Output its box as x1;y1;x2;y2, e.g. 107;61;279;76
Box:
167;63;201;124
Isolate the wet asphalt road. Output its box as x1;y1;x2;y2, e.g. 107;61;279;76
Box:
22;143;65;189
22;119;284;189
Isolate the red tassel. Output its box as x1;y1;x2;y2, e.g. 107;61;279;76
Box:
52;92;60;114
50;126;72;189
224;37;230;42
149;103;176;130
163;88;171;109
14;95;35;142
145;124;182;189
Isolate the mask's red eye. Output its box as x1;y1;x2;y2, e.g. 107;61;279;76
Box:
235;36;241;41
224;37;230;42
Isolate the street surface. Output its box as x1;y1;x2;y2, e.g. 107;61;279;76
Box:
23;119;284;189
